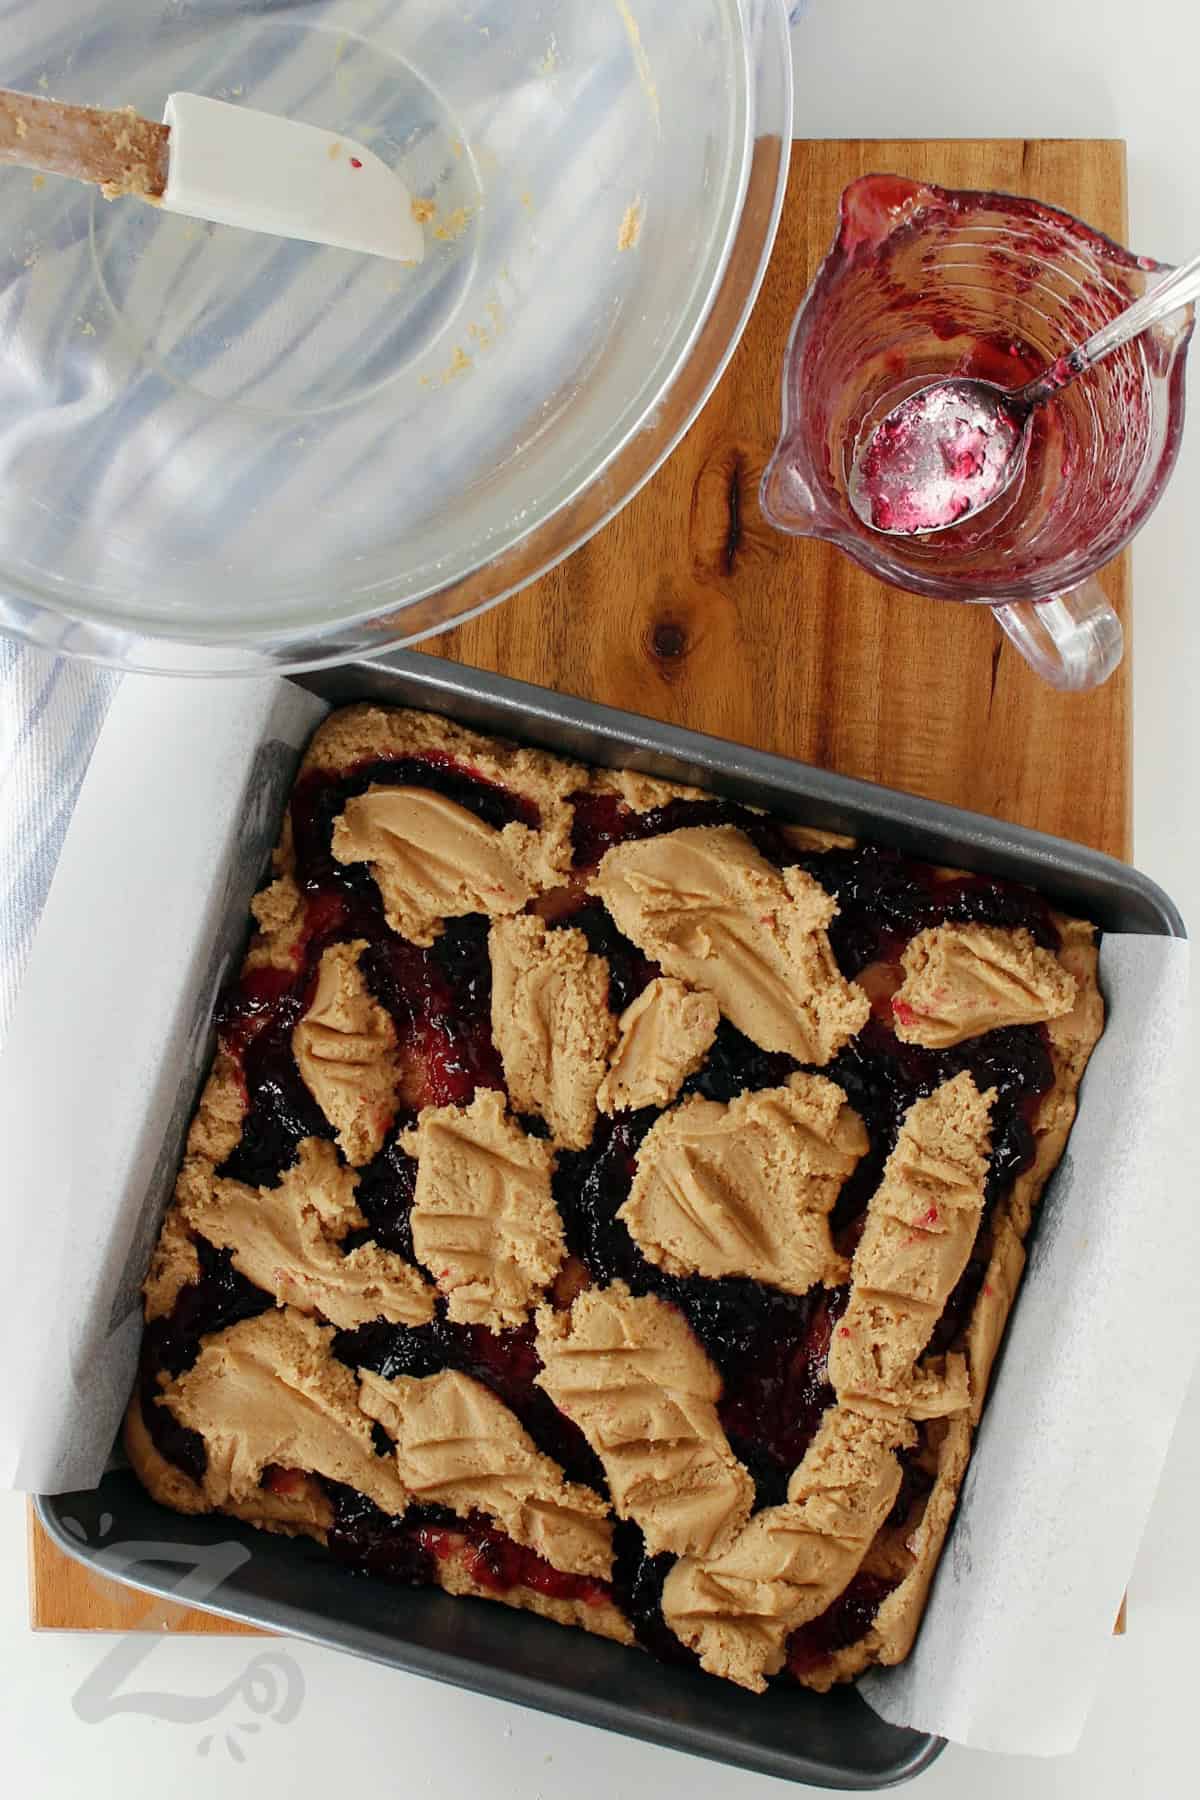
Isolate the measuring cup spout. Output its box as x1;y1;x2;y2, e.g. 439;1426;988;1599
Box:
760;443;842;540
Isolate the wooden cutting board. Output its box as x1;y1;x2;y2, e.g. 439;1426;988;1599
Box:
29;137;1131;1635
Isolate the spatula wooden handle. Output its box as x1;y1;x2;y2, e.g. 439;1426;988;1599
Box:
0;88;168;198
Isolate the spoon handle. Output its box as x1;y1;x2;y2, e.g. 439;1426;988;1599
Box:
1021;249;1200;408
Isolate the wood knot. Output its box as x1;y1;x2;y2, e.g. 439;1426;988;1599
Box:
649;618;688;662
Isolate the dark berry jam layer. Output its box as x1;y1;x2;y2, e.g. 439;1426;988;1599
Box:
139;1238;273;1483
551;1111;852;1510
217;750;531;1190
785;1573;901;1681
325;1485;611;1610
218;988;334;1189
138;745;1072;1686
822;1017;1054;1231
558;898;658;1015
681;1017;800;1105
610;1520;698;1666
887;1447;937;1531
361;916;505;1110
345;1126;418;1261
788;845;1060;979
570;790;1059;978
291;755;540;895
219;909;503;1192
570;789;796;872
334;1312;605;1495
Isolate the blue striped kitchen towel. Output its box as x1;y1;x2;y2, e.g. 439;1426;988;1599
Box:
0;647;118;1052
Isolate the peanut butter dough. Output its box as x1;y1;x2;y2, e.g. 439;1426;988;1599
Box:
597;978;719;1115
828;1074;994;1419
662;1406;915;1691
333;787;535;946
592;827;869;1062
293;940;400;1165
403;1089;564;1330
489;915;617;1148
891;924;1077;1049
312;705;580;944
358;1368;613;1578
178;1137;436;1331
536;1283;753;1560
159;1308;408;1516
620;1075;868;1292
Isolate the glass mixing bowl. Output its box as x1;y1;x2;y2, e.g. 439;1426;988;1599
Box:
0;0;792;673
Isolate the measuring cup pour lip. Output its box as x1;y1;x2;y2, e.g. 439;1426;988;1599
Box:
760;171;1194;589
834;172;1178;272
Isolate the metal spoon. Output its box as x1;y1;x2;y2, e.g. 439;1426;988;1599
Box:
848;249;1200;537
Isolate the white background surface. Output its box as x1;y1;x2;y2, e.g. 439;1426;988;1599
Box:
3;2;1197;1793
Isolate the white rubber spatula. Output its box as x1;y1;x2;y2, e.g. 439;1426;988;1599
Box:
0;87;426;263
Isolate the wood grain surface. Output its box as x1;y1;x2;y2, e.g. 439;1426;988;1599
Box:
30;137;1131;1637
430;138;1131;861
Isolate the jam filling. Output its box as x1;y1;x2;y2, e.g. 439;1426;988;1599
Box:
139;756;1066;1680
887;1447;938;1531
341;1126;420;1260
570;789;1060;974
557;897;658;1015
333;1312;604;1495
785;1573;902;1680
569;789;796;872
139;1238;273;1483
610;1520;699;1666
218;913;505;1192
325;1484;611;1609
551;1114;852;1509
218;751;517;1189
290;755;540;892
789;844;1060;978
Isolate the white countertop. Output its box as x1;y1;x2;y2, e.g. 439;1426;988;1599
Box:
3;2;1197;1794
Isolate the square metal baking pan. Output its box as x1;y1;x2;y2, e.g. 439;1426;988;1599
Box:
37;652;1186;1793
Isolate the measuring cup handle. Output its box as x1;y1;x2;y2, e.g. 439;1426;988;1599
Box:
992;581;1124;691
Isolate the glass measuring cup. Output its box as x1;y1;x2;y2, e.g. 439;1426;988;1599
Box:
761;175;1194;691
